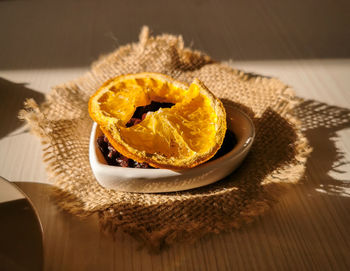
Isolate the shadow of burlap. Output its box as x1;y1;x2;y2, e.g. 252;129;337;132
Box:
20;26;313;251
294;100;350;196
0;78;44;139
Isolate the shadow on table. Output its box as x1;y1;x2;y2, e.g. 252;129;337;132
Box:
0;78;45;139
294;99;350;196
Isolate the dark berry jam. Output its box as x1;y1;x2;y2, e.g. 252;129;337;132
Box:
97;135;152;168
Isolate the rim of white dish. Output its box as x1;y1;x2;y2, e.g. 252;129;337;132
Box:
90;105;255;174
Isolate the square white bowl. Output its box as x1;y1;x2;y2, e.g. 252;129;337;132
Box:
89;106;255;193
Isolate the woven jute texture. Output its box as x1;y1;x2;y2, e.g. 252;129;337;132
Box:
20;27;311;250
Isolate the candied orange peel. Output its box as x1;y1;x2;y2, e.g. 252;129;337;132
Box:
88;72;227;169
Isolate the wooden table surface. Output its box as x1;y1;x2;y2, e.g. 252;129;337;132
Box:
1;0;349;270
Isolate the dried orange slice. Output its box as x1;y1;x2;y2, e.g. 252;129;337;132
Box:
88;73;226;169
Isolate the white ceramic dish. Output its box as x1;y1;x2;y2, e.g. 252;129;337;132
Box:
89;106;255;193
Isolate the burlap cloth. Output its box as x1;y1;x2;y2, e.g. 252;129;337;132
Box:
20;27;311;250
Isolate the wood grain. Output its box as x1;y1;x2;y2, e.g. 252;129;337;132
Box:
1;0;349;270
